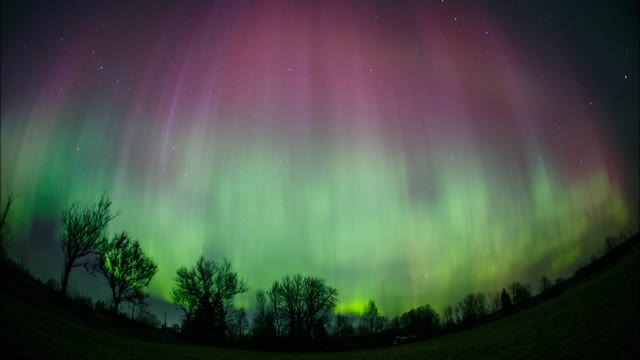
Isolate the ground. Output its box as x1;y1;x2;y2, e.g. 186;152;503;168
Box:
2;243;638;359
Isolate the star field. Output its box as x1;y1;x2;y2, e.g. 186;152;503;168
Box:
0;0;637;319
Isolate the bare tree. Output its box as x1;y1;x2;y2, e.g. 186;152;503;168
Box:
508;282;532;305
129;288;151;320
400;304;440;335
59;194;117;296
94;232;157;313
489;291;502;313
361;300;381;334
442;305;455;327
171;257;247;341
228;307;249;339
0;193;15;258
457;293;487;325
333;314;355;336
252;289;276;338
267;274;338;340
362;300;379;334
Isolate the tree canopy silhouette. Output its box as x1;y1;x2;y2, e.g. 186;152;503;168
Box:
361;300;387;334
171;256;247;341
400;304;440;336
267;274;338;340
94;231;158;313
252;289;276;339
59;194;117;296
456;293;487;325
508;281;532;305
333;314;355;336
500;288;513;311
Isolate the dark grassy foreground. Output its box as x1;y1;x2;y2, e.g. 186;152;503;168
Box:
2;243;639;360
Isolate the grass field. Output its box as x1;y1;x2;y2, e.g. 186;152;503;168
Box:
3;243;639;360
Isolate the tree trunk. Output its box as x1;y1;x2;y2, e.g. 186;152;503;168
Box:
112;287;120;314
60;262;72;297
113;300;120;314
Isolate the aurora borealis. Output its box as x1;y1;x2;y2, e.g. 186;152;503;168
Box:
1;1;638;321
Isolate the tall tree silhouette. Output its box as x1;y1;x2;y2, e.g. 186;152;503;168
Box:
508;282;532;305
361;300;380;334
267;274;337;340
442;305;456;328
489;291;502;313
94;232;158;313
400;304;440;336
0;193;15;259
500;288;512;311
59;194;117;297
252;289;276;338
228;307;249;339
172;257;247;341
457;293;487;325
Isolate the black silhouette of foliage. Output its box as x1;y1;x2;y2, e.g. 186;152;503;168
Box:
361;300;381;334
457;293;487;325
508;282;532;305
442;305;456;327
94;232;158;313
500;288;512;310
171;257;247;342
604;235;619;254
59;194;117;296
386;316;401;333
488;291;502;313
228;307;249;339
400;304;440;336
129;287;151;319
333;314;356;336
0;193;15;259
267;274;338;340
252;289;276;339
540;275;553;293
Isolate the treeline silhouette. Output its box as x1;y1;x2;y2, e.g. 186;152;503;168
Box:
0;193;637;351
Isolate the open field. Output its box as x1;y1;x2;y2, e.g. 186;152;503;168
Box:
2;243;639;360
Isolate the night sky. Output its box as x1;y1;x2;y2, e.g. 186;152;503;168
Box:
1;0;638;323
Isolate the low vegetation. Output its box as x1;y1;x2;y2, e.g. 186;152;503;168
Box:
1;194;638;358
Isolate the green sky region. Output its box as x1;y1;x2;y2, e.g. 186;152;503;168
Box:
0;112;631;317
